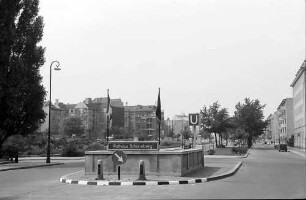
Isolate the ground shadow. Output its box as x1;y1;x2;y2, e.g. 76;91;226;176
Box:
182;166;221;178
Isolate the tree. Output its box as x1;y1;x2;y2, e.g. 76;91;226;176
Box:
59;116;85;138
200;102;230;147
234;98;267;148
181;124;192;140
111;126;130;140
0;0;46;157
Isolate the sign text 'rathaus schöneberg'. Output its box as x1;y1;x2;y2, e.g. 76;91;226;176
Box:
108;141;159;150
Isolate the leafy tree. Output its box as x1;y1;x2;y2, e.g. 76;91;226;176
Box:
200;102;230;147
111;126;130;140
234;98;267;148
0;0;46;157
181;124;192;140
59;116;85;138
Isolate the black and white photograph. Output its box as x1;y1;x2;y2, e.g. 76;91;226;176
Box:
0;0;305;199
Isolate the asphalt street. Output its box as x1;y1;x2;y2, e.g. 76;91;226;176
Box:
0;144;305;200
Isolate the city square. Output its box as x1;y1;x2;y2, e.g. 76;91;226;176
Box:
0;0;306;199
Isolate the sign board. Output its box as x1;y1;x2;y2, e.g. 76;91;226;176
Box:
189;113;200;126
112;150;127;165
108;141;159;151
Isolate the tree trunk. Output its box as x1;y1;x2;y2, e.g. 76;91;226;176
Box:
214;133;218;148
247;136;252;148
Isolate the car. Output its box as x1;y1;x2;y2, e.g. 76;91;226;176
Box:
279;144;287;152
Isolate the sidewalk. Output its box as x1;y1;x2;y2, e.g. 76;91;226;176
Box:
59;151;248;186
0;156;84;171
288;146;306;158
1;153;247;186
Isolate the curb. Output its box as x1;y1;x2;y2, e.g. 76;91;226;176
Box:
205;149;250;159
289;150;306;158
59;177;208;186
206;161;242;182
59;161;243;187
0;163;64;172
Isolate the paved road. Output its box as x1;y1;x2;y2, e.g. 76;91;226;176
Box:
0;144;305;199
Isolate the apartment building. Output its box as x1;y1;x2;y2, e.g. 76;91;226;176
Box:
265;114;273;142
276;98;294;143
290;60;306;149
124;105;164;140
39;97;124;139
172;114;189;136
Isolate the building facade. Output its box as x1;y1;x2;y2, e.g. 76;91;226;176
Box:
124;105;164;140
276;98;294;144
172;114;189;136
265;114;273;142
39;100;69;136
290;60;306;149
39;97;124;139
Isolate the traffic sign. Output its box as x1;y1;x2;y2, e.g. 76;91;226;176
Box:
112;150;127;165
189;113;199;126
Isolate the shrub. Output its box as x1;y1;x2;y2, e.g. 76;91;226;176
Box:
61;143;84;157
207;149;215;155
160;140;181;149
2;145;19;160
86;143;107;151
231;147;248;154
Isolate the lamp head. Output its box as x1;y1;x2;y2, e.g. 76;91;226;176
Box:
54;67;61;71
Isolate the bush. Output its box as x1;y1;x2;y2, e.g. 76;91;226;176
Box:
231;147;248;154
2;145;19;160
207;149;215;155
61;143;84;157
86;143;107;151
160;140;181;149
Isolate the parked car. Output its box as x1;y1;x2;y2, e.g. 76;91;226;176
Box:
279;144;287;152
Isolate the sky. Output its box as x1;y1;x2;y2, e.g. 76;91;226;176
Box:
38;0;305;120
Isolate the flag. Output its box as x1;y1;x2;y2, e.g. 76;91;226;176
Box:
156;88;161;121
106;91;112;124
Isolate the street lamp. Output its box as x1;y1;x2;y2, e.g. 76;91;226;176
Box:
46;61;61;163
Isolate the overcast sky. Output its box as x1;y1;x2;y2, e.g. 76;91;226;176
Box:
39;0;305;119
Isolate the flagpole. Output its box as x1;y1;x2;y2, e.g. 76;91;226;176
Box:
106;89;109;145
158;88;161;145
156;88;162;147
158;121;161;145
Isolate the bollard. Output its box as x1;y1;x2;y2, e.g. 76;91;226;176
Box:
95;159;104;180
138;160;146;180
14;154;18;163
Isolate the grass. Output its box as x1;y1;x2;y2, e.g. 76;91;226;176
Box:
203;147;248;155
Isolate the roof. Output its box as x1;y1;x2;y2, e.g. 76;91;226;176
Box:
290;60;306;87
86;103;103;111
75;102;88;109
277;98;293;110
124;105;156;112
266;114;273;121
92;97;124;107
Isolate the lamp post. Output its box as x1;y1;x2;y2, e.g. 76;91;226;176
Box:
46;61;61;163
